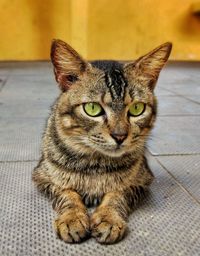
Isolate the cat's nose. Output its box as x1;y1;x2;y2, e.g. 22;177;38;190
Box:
110;132;128;145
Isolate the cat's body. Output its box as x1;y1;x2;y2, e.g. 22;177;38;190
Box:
33;40;172;244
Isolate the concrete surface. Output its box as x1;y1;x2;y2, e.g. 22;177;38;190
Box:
0;62;200;256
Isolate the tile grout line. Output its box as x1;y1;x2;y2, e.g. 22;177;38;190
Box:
155;157;200;206
0;73;11;92
176;95;200;106
158;114;200;117
150;153;200;156
159;86;200;105
0;160;38;163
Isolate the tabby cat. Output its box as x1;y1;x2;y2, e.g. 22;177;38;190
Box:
32;39;172;244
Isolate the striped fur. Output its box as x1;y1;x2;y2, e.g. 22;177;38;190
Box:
32;39;172;244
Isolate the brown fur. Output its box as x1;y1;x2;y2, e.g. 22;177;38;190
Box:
32;39;172;244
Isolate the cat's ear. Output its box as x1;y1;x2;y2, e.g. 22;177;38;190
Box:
51;39;88;91
125;42;172;89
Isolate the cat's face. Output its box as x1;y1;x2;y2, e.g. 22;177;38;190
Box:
51;40;172;157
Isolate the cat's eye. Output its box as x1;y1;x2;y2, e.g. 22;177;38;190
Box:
83;103;104;117
129;102;145;117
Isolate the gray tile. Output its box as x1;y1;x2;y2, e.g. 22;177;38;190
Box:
0;62;20;68
160;71;200;83
157;96;200;116
159;76;200;96
148;116;200;155
0;76;9;91
0;98;52;119
10;61;53;75
0;63;12;75
1;74;59;101
154;85;174;96
0;75;59;118
184;95;200;104
0;61;53;76
158;71;189;87
164;83;200;97
159;62;200;80
167;61;200;69
156;155;200;203
158;62;200;98
0;118;44;161
0;158;200;256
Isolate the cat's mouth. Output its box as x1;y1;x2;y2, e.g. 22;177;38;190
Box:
95;144;129;157
83;137;134;157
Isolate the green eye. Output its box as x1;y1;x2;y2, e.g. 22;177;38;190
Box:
129;102;145;116
83;102;103;117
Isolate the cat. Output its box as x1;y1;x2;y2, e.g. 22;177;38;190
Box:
32;39;172;244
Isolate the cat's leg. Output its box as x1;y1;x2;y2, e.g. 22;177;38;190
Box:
90;186;146;244
53;189;90;243
90;157;153;244
90;191;128;244
32;168;89;243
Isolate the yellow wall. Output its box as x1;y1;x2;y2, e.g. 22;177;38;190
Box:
0;0;200;60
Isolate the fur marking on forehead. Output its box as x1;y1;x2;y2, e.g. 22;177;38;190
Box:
91;60;127;100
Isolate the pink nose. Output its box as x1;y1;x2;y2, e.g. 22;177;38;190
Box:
110;132;128;145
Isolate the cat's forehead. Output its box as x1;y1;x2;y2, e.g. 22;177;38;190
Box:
90;60;127;100
67;60;152;106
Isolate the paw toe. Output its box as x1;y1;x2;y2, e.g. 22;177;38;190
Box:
54;211;89;243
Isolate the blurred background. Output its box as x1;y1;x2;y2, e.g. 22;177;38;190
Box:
1;0;200;61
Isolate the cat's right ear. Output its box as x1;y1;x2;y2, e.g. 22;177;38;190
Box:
51;39;88;91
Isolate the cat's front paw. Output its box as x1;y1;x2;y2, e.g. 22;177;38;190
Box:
54;209;89;243
90;207;127;244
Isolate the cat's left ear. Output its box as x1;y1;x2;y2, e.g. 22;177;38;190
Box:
51;39;89;91
124;42;172;89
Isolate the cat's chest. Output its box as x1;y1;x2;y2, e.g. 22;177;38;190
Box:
52;168;135;205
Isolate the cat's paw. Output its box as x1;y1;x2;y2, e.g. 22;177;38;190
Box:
54;209;90;243
90;207;127;244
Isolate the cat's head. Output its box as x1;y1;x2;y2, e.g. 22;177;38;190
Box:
51;39;172;157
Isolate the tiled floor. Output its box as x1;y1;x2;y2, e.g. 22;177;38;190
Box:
0;62;200;256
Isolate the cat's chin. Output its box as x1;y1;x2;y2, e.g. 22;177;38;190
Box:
95;146;132;158
80;141;137;158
